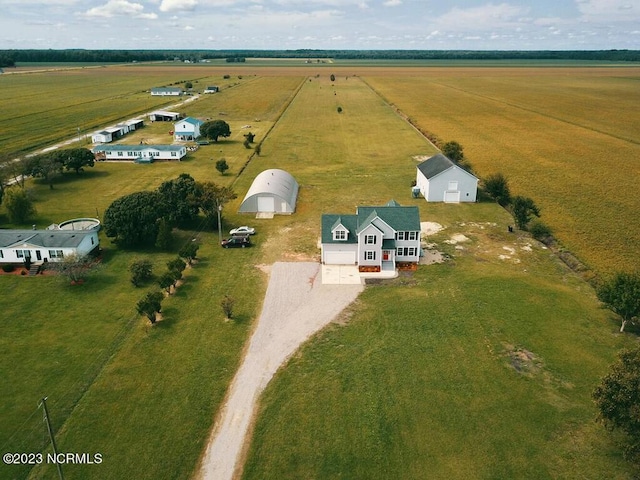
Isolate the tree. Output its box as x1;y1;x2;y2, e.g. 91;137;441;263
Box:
156;173;199;226
158;271;176;294
215;159;229;175
201;120;231;142
179;242;199;265
442;141;464;163
597;272;640;333
221;295;235;320
243;132;255;143
50;253;95;284
136;291;164;324
57;148;95;174
483;172;512;207
155;217;173;250
196;181;237;228
511;196;540;230
103;191;164;247
129;259;153;287
330;74;336;82
167;257;186;276
3;187;36;224
593;346;640;462
185;81;193;89
23;153;63;189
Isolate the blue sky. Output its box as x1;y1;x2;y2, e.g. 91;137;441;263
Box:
0;0;638;50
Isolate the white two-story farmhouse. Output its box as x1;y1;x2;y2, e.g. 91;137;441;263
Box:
321;200;421;272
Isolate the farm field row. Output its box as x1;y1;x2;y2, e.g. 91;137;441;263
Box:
363;68;640;276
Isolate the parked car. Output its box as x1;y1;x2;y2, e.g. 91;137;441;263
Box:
221;236;251;248
229;226;255;236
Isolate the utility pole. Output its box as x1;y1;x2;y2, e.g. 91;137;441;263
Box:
40;397;64;480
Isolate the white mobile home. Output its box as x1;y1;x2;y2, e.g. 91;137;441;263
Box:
0;225;100;266
151;87;183;96
92;145;187;162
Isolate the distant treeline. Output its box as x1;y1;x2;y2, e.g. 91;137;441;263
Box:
1;49;639;67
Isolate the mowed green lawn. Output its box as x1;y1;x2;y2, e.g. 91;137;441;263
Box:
364;68;640;276
236;75;638;478
0;74;303;480
0;66;637;480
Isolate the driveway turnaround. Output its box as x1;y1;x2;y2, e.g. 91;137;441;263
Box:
198;262;363;480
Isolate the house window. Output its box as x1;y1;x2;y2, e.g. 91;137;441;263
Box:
49;250;64;259
396;231;405;240
364;251;376;261
333;230;347;241
117;151;123;157
16;249;30;258
0;250;3;258
364;235;377;245
408;232;418;241
397;247;418;257
171;152;177;157
91;236;95;245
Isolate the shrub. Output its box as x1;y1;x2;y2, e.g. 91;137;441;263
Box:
529;220;553;242
2;264;15;273
129;259;153;287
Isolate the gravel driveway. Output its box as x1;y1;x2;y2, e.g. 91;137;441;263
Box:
197;262;363;480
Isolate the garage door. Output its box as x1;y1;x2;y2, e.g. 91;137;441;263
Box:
444;191;460;203
324;251;357;265
257;196;275;212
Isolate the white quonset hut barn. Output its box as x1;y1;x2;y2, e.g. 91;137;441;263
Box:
416;153;478;203
239;169;299;215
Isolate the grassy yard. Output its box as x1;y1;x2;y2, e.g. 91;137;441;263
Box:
363;68;640;276
0;65;637;480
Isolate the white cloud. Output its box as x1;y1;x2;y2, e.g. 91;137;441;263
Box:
433;3;530;31
383;0;402;5
84;0;158;19
576;0;640;22
160;0;198;12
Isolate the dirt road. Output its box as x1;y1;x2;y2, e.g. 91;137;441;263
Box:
197;262;363;480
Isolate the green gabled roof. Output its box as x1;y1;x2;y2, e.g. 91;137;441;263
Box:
357;202;420;232
321;214;358;244
321;200;421;244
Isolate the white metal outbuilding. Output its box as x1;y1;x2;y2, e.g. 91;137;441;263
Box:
239;169;299;215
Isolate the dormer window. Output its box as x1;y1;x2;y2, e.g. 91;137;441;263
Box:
333;229;347;241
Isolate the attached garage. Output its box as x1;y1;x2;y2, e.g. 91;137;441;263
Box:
323;250;357;265
239;169;299;215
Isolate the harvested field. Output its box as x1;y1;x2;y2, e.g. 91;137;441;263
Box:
364;67;640;276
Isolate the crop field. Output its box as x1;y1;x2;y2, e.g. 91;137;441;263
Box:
363;68;640;276
0;64;638;479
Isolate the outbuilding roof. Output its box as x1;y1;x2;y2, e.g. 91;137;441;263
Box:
417;153;478;180
239;169;299;213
